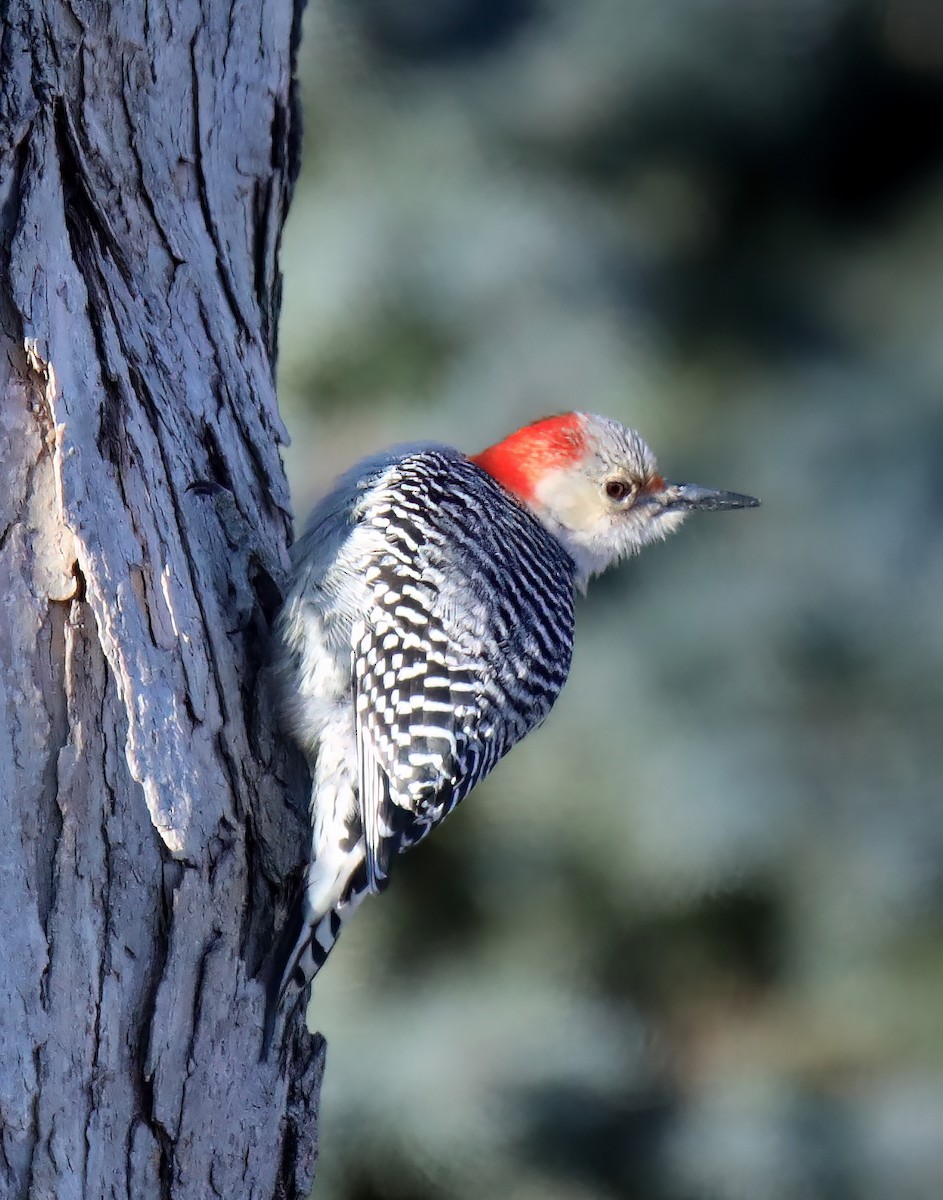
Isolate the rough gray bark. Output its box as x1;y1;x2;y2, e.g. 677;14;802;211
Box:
0;2;322;1197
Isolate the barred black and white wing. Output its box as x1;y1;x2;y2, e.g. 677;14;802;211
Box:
351;449;577;893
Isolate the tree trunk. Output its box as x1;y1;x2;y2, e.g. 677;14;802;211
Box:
0;3;322;1197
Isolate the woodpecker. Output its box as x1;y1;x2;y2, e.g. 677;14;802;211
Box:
264;412;757;1051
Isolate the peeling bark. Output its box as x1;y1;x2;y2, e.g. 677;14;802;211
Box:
0;2;321;1197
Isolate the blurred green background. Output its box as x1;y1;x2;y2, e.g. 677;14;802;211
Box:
277;2;943;1197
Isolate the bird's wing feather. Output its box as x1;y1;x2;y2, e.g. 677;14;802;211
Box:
350;452;576;890
353;604;477;890
353;625;395;893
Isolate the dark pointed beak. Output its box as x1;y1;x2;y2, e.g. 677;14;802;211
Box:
663;482;760;512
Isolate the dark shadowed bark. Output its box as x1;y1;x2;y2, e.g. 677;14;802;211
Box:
0;2;322;1196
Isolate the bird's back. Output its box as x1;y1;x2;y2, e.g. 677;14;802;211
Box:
352;448;579;840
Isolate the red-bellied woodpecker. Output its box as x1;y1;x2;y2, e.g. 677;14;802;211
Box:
263;412;758;1051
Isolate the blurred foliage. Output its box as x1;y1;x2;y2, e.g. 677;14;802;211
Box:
276;0;943;1197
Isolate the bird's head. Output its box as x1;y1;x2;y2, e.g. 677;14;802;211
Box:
472;412;759;587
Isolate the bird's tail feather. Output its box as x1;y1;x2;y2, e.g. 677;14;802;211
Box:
261;849;368;1059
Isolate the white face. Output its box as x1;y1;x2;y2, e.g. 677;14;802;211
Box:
529;417;688;586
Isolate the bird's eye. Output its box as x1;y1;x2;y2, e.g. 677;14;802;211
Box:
605;479;634;503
